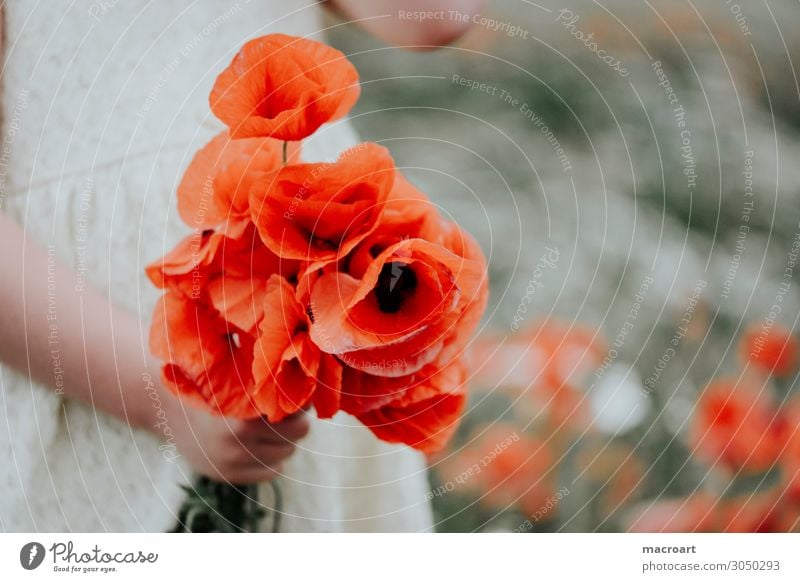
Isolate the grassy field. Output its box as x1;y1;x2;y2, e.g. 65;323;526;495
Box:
329;0;800;532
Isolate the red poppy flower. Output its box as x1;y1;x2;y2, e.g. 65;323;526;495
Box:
429;219;490;365
784;442;800;501
146;224;299;334
145;228;229;298
481;432;554;517
348;360;468;453
251;276;342;421
531;321;605;429
177;130;299;231
210;34;360;140
149;291;259;418
148;32;489;456
718;493;785;532
325;178;489;376
249;143;395;264
740;323;799;377
345;172;441;279
779;399;800;500
690;378;786;472
437;424;555;517
309;236;486;378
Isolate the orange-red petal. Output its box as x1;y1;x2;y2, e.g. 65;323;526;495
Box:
210;34;360;141
149;291;258;418
249;143;395;264
177;130;295;230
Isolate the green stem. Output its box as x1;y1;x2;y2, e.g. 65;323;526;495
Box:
172;476;266;533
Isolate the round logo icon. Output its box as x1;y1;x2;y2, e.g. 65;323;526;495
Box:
19;542;46;570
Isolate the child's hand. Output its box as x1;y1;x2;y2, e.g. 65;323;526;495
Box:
169;398;310;484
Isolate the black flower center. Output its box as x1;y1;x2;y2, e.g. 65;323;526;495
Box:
375;261;417;313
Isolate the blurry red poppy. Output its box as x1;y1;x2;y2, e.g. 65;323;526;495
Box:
343;359;467;453
740;323;799;377
532;321;606;395
471;321;604;430
438;423;555;517
628;491;793;532
779;398;800;500
690;378;786;473
481;434;554;517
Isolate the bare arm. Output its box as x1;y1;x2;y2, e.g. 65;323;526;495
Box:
0;212;307;482
0;212;153;422
328;0;486;47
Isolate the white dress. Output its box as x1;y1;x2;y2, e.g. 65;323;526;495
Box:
0;0;432;532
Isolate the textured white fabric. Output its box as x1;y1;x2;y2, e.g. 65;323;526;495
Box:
0;0;432;532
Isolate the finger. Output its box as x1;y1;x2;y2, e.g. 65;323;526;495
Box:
236;440;296;467
270;413;311;441
238;413;311;443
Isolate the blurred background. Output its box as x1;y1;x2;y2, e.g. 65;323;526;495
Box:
327;0;800;532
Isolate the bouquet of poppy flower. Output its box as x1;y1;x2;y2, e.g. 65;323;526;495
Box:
146;34;488;531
